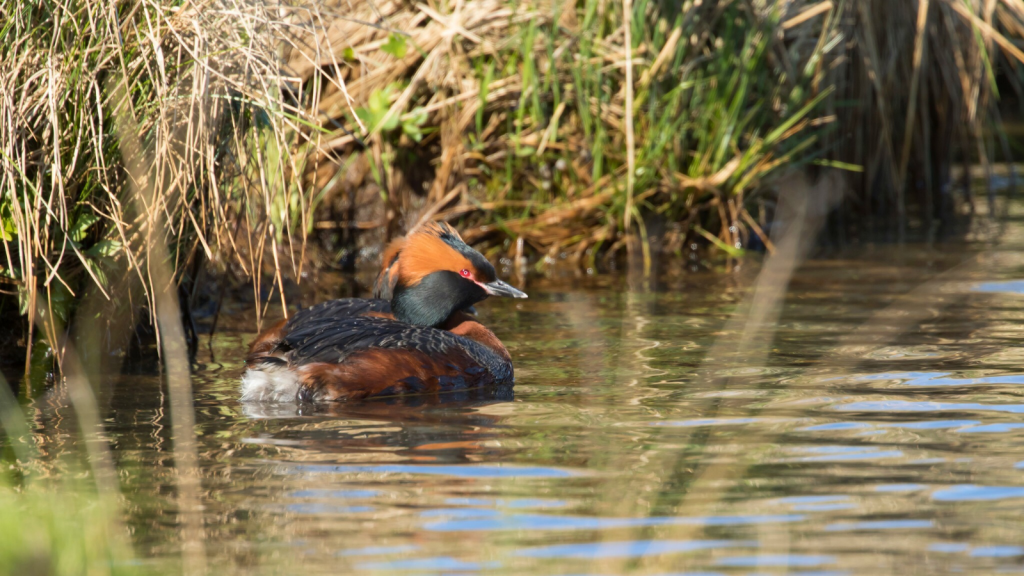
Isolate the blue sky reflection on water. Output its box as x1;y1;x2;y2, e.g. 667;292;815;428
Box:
932;485;1024;501
973;280;1024;294
824;519;933;531
516;540;749;559
850;371;1024;387
356;556;500;571
422;511;804;532
834;400;1024;414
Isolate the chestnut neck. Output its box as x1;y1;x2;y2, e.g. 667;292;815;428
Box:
441;311;510;362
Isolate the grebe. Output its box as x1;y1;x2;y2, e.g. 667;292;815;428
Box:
240;222;527;402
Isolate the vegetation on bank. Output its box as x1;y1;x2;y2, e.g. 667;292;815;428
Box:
1;0;1024;368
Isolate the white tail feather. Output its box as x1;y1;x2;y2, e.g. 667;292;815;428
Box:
240;365;300;403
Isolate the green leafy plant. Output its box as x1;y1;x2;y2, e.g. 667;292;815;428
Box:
356;85;401;132
381;33;408;58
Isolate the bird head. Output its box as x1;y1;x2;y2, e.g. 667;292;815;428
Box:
373;222;527;327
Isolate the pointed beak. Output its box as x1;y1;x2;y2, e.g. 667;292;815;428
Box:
481;279;528;299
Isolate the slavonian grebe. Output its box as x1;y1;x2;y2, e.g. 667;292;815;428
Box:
240;222;526;402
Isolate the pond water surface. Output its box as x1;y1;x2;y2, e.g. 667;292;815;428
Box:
23;220;1024;575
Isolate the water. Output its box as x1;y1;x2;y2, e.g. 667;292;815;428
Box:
20;234;1024;574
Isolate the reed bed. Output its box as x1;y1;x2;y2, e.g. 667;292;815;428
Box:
2;0;1024;368
824;0;1024;241
0;0;320;371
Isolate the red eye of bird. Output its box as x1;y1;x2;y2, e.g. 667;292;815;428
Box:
459;269;471;278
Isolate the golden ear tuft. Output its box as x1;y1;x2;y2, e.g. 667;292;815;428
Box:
417;221;463;242
374;237;407;299
381;237;407;266
398;229;473;286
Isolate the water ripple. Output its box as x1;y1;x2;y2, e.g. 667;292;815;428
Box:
516;540;749;559
423;511;804;532
835;400;1024;414
825;519;932;531
714;554;836;567
289;463;580;478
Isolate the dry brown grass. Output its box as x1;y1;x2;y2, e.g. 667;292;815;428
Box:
0;0;327;369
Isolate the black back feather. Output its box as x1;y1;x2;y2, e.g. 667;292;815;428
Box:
278;298;512;383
